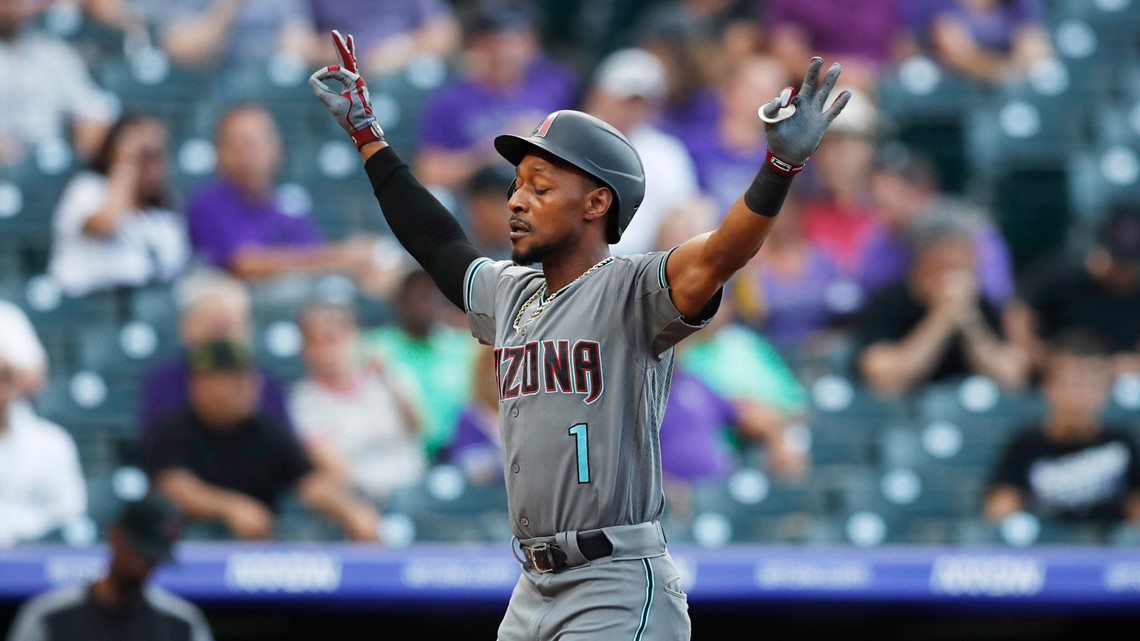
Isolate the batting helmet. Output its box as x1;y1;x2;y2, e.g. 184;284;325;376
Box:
494;110;645;244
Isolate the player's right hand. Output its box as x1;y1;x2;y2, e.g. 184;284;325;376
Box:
308;30;386;150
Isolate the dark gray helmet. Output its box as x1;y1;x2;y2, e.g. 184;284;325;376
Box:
494;110;645;244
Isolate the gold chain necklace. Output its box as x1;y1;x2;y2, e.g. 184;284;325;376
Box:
512;257;615;332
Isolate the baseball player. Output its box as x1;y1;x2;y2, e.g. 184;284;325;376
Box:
310;30;848;640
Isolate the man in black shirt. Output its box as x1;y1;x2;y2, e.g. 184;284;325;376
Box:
7;493;214;641
985;330;1140;524
855;210;1029;395
144;338;380;541
1007;203;1140;377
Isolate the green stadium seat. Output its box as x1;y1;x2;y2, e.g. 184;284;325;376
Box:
876;58;986;194
955;515;1110;545
384;465;511;543
34;370;139;438
917;378;1046;432
687;469;832;544
802;375;913;469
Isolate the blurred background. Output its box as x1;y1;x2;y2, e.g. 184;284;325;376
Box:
1;0;1140;638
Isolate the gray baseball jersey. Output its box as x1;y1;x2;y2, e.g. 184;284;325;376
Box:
463;248;710;539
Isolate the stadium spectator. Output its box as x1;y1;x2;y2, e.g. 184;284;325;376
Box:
675;54;788;216
413;0;577;190
799;87;880;277
158;0;313;71
675;299;811;451
900;0;1055;85
0;298;48;398
984;330;1140;525
462;163;515;261
444;344;503;485
856;211;1029;395
6;493;215;641
859;143;1015;303
365;269;475;460
301;0;460;77
634;7;720;144
651;202;811;446
185;103;393;295
0;352;86;547
1007;204;1140;377
583;46;699;256
144;338;380;541
0;0;113;165
290;300;427;505
660;363;809;490
734;186;850;354
137;269;292;433
661;0;760;67
764;0;901;91
48;114;190;297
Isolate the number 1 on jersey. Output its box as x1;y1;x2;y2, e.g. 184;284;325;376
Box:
569;423;590;483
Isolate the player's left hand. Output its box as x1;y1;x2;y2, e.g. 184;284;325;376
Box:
759;57;851;175
308;30;386;150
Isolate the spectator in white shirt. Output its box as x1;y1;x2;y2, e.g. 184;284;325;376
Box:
0;0;113;165
0;298;47;398
289;300;427;506
583;46;699;256
0;352;87;546
48;113;190;297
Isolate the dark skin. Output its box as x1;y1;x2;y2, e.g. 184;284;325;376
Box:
506;149;612;289
91;527;157;608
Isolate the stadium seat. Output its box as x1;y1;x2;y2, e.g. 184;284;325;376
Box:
883;378;1043;474
0;160;74;277
1;278;128;373
1103;373;1140;431
34;370;139;438
802;375;912;470
955;515;1110;546
384;466;511;543
876;59;984;194
1108;522;1140;546
688;469;832;544
75;319;177;384
94;53;215;143
917;377;1045;428
275;494;349;542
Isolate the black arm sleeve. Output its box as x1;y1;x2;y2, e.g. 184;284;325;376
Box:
364;147;484;311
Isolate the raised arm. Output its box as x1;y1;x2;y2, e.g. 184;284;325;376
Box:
666;58;850;319
309;30;482;310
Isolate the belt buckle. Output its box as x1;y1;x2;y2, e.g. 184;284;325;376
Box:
526;542;557;574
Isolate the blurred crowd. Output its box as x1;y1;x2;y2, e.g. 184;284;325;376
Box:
1;0;1139;548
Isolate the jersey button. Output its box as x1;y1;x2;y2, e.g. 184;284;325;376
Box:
520;517;529;527
511;463;520;474
510;408;519;417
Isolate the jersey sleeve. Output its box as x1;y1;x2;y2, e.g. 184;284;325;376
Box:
463;258;520;345
631;248;721;357
6;600;48;641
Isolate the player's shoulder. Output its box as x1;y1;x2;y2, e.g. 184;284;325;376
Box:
468;258;541;285
607;249;674;284
16;584;88;621
144;585;208;623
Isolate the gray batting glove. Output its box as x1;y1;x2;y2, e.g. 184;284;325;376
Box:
759;57;851;175
308;30;385;150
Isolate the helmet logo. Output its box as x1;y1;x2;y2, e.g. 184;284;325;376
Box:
532;112;559;138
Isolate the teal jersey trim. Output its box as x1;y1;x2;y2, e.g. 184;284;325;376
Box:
634;558;655;641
